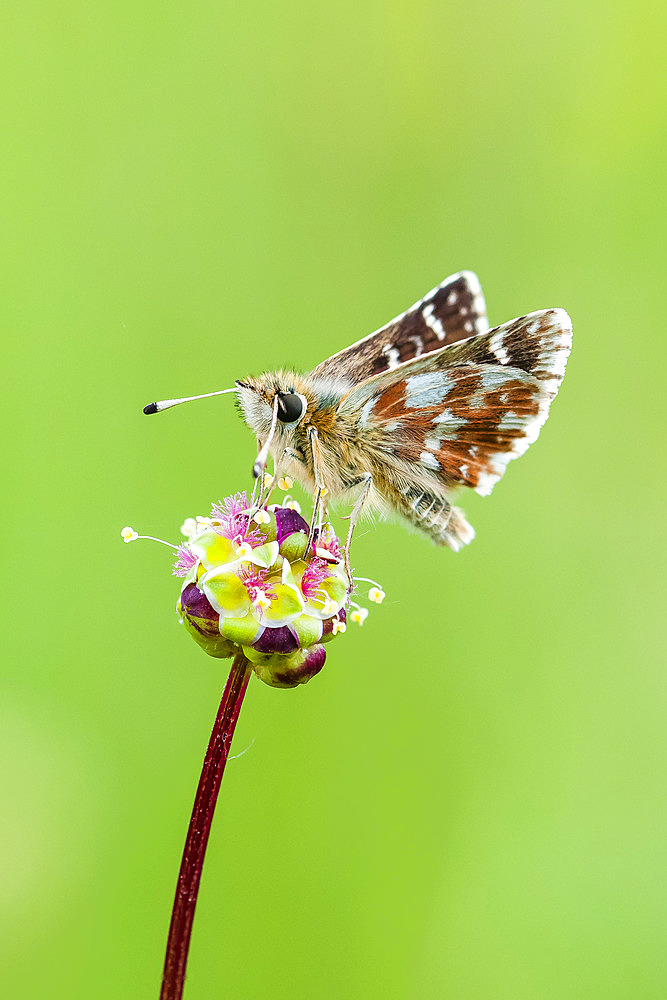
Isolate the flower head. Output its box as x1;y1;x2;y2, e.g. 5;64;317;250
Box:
124;491;389;688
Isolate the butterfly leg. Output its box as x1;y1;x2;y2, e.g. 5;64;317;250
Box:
343;474;373;583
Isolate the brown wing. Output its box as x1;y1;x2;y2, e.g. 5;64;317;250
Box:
311;270;488;383
340;308;572;499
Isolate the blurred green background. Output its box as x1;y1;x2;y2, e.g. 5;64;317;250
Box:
2;1;665;998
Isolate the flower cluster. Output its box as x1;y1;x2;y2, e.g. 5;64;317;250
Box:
122;490;386;688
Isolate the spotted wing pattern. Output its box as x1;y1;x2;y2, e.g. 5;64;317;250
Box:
311;270;488;384
340;309;572;546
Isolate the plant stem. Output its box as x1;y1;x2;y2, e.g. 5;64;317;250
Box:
160;651;252;1000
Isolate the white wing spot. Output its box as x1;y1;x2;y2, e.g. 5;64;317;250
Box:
359;397;376;428
447;291;458;306
406;371;456;408
420;451;440;470
381;343;401;369
422;303;447;341
408;334;424;358
489;331;511;365
432;407;466;430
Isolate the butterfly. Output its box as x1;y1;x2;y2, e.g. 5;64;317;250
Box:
144;271;572;559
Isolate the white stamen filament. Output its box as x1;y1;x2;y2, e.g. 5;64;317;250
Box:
354;576;384;589
135;534;179;549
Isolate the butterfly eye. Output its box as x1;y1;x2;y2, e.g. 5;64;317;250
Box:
276;391;305;424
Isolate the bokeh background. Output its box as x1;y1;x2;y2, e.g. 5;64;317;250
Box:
2;2;665;998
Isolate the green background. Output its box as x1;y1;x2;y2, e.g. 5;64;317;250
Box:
2;2;665;998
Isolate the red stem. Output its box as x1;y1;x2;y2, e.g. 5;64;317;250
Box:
160;652;252;1000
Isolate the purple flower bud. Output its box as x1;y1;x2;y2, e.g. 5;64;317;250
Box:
274;507;309;544
179;584;236;659
251;644;327;688
180;583;219;629
252;625;299;655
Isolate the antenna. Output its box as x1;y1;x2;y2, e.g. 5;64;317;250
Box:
142;387;237;414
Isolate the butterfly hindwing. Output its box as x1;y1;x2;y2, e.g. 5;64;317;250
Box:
311;270;488;383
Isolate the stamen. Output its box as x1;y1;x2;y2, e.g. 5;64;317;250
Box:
350;606;369;626
180;517;198;538
354;576;384;589
120;527;178;549
253;592;271;611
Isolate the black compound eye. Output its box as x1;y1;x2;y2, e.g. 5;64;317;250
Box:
276;391;305;423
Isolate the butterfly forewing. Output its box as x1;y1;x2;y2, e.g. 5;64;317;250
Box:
311;270;488;384
340;309;572;509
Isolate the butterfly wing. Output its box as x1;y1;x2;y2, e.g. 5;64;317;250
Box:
311;271;488;383
338;309;572;548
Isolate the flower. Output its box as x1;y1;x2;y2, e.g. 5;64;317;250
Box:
174;496;351;688
123;492;389;687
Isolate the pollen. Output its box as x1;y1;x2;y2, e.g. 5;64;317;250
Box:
331;618;347;635
284;498;301;513
350;607;369;625
253;510;271;525
180;517;198;538
236;542;253;559
368;587;386;604
262;473;274;488
253;591;271;610
121;526;138;543
278;476;293;490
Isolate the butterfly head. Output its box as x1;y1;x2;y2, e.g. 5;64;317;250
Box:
236;371;313;451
